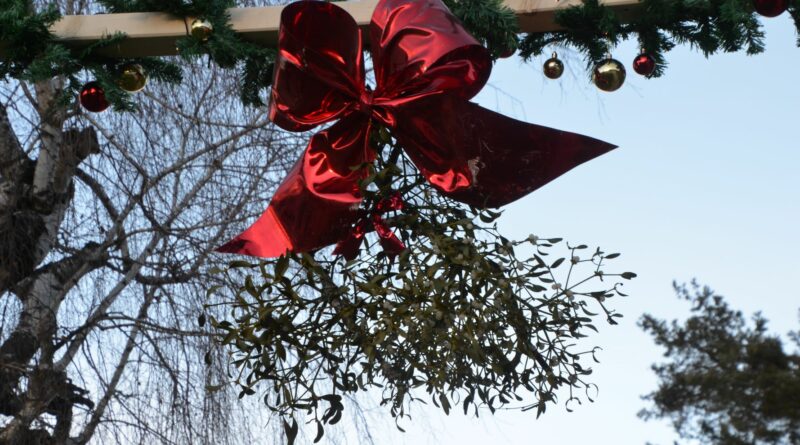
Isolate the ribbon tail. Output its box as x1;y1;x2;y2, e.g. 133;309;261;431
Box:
372;216;406;259
379;234;406;259
216;203;295;258
389;94;617;208
218;115;374;258
332;233;365;261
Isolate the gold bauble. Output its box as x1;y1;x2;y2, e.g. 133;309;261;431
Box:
117;64;147;93
191;19;214;42
592;58;626;92
543;52;564;79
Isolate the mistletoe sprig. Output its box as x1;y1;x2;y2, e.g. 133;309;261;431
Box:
203;130;635;443
520;0;800;78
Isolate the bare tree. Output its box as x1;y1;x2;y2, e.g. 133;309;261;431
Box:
0;2;302;442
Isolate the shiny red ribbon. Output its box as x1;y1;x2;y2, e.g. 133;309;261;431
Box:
332;192;406;261
218;0;616;258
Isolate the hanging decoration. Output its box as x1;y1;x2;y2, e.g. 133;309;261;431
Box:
593;58;626;92
519;0;800;81
752;0;789;17
632;51;656;77
117;63;147;93
4;0;800;107
543;52;565;79
79;81;110;112
217;0;614;258
190;18;214;42
499;47;516;58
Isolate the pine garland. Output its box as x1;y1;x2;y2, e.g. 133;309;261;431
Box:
97;0;276;106
520;0;800;77
3;0;800;106
1;0;182;110
794;7;800;44
443;0;520;57
0;0;60;79
1;0;516;111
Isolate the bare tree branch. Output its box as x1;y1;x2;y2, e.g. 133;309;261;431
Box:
1;3;299;442
76;286;157;444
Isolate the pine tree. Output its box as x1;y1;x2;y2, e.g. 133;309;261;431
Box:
640;282;800;444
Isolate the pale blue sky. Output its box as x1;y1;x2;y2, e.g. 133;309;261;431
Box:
368;14;800;445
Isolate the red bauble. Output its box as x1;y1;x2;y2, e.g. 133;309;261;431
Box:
632;53;656;77
753;0;788;17
79;82;110;113
499;47;515;58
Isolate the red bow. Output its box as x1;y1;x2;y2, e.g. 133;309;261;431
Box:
218;0;615;258
332;192;406;261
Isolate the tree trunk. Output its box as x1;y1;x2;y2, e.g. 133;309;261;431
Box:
0;78;102;443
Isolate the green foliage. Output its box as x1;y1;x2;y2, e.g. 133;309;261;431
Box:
443;0;520;57
99;0;233;15
0;0;61;78
1;0;518;111
519;0;790;78
0;0;184;110
0;0;273;109
792;0;800;45
205;133;633;443
640;281;800;444
97;0;276;106
6;0;797;107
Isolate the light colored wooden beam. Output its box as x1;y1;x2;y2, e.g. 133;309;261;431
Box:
48;1;383;57
4;0;641;58
508;0;641;34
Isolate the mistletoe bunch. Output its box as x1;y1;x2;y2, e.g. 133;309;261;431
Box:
204;131;634;443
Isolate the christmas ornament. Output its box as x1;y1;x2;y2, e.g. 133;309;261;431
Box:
191;19;214;42
752;0;788;17
218;0;615;258
499;47;516;58
632;52;656;77
79;81;110;113
543;52;564;79
117;64;147;93
593;58;626;92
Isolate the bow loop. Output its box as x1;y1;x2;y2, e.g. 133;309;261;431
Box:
369;0;491;102
269;1;366;132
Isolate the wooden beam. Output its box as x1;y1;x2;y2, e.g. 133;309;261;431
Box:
48;1;382;57
5;0;641;58
508;0;641;34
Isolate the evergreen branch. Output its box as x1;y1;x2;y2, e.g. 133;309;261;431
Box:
0;0;61;79
3;0;798;108
791;0;800;46
443;0;521;57
520;0;787;78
